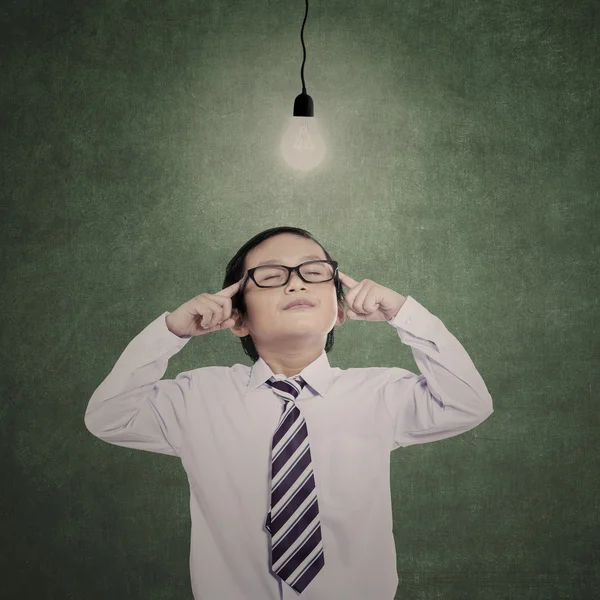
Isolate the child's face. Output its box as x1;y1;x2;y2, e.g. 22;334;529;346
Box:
229;233;346;348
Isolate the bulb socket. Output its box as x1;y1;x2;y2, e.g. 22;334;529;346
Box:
293;92;314;117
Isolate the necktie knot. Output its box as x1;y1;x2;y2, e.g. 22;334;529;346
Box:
266;375;306;401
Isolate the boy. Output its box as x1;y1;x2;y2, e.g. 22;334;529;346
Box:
85;232;493;599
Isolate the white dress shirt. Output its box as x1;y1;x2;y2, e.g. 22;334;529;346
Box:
84;295;494;600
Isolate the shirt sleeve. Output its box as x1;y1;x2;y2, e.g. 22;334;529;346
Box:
84;312;193;456
381;296;494;449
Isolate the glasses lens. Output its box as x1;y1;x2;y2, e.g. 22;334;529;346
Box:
254;262;334;287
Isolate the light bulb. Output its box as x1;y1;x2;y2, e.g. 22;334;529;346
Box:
280;116;326;172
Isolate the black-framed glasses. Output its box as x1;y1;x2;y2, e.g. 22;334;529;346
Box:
241;260;338;291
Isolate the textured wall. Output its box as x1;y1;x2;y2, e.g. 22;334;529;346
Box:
1;0;598;598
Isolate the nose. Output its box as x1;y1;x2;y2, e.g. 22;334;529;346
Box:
287;269;306;287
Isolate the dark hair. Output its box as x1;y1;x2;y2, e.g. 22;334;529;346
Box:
222;226;344;363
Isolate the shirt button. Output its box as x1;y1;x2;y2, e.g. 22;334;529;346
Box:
406;317;412;324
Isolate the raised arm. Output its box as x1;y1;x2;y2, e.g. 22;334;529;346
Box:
381;296;494;449
84;312;192;456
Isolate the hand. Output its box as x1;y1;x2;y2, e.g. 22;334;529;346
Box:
337;271;406;322
166;278;244;338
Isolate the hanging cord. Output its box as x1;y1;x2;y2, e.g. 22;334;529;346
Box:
300;0;309;93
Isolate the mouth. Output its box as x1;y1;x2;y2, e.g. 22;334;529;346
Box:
284;301;316;310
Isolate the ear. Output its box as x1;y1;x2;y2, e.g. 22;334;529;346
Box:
336;304;347;326
229;309;250;338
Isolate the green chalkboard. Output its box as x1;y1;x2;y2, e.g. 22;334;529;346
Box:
2;0;598;598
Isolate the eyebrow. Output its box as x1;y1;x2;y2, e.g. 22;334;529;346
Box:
256;254;324;267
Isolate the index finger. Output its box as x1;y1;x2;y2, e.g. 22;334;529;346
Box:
218;277;245;297
337;271;358;288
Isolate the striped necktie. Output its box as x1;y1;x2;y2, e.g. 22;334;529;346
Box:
264;375;325;594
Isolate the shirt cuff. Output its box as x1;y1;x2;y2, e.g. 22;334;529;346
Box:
386;295;442;350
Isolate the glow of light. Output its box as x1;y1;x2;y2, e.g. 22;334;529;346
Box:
280;116;326;172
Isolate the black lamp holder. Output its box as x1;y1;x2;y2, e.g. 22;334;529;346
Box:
292;0;314;118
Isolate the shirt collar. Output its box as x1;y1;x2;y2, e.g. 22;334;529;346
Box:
245;350;334;399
